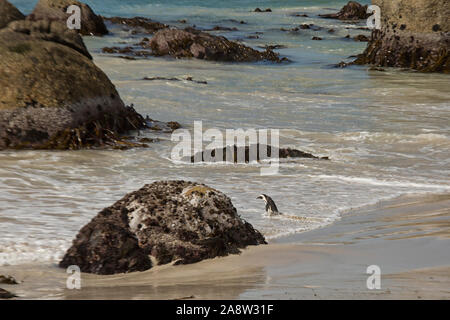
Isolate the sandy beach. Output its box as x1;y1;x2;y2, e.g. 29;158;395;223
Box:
2;192;449;300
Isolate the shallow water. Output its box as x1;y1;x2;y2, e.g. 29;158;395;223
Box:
1;0;449;266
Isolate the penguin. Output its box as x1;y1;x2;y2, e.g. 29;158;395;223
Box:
256;194;281;216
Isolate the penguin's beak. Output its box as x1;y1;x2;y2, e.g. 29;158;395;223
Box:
256;195;262;199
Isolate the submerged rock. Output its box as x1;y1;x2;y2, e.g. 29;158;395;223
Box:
0;288;16;299
0;0;25;29
353;34;369;42
103;16;167;34
148;27;285;62
144;116;182;132
258;44;287;50
28;0;108;36
204;26;239;32
60;181;266;275
0;20;147;150
143;76;207;84
354;0;449;73
319;1;369;20
254;8;272;13
0;275;19;285
186;144;329;163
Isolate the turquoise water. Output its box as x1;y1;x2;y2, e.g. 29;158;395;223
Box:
1;1;449;266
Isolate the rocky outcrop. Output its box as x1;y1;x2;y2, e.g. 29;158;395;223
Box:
103;16;167;34
148;27;285;62
60;181;266;275
0;0;25;29
354;0;450;73
0;275;19;285
319;1;369;20
0;20;147;150
186;144;329;163
28;0;108;36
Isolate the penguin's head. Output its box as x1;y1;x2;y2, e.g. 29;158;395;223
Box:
256;194;268;202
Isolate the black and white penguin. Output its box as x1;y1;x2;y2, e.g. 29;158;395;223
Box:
256;194;281;216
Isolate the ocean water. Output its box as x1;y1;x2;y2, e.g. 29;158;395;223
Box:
1;1;449;266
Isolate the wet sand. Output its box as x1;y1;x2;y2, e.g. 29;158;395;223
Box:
1;193;449;299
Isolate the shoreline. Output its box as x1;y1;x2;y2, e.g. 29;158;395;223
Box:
2;191;449;299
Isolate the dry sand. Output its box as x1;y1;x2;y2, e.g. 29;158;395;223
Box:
1;193;449;299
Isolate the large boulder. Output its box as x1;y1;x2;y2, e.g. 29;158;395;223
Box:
5;19;91;58
28;0;108;36
0;0;25;28
354;0;450;72
60;181;266;275
148;27;284;62
0;20;145;150
319;1;369;20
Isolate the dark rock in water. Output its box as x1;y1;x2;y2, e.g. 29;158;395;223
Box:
0;275;19;285
102;46;133;54
300;24;311;29
138;137;155;143
186;144;329;163
368;66;385;72
290;13;309;17
103;16;167;34
258;44;287;50
28;0;108;36
0;0;25;29
280;27;299;33
102;45;152;59
117;55;136;60
353;34;369;42
0;288;17;299
143;76;180;82
167;121;182;131
334;61;351;68
148;27;285;62
254;8;272;13
228;19;247;24
60;181;266;275
143;76;207;85
319;1;369;20
345;26;370;31
312;36;323;40
0;20;147;150
144;116;181;133
205;26;238;32
354;0;449;73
